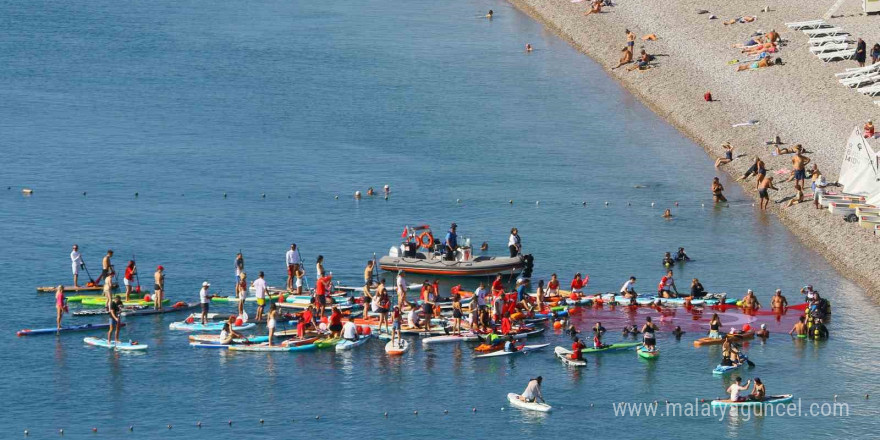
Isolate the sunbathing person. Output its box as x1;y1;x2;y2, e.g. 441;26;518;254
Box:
724;16;756;25
612;47;633;69
715;142;734;168
584;0;602;16
785;183;805;208
737;57;779;71
742;43;777;56
732;36;764;48
765;29;781;44
627;49;654;71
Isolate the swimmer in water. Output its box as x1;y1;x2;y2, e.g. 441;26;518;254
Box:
486;10;493;19
526;44;533;52
662;209;672;218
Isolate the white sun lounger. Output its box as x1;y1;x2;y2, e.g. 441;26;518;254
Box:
809;35;847;46
803;27;845;37
818;48;855;62
810;43;849;54
835;62;880;78
786;19;826;30
875;100;880;106
857;83;880;96
840;72;880;87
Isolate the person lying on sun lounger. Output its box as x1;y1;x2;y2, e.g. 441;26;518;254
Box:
736;57;779;71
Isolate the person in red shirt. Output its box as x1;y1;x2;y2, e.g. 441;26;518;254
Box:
420;280;432;302
571;338;586;360
547;273;560;297
123;260;136;301
328;306;343;337
501;314;512;335
315;273;333;316
297;305;318;338
491;274;505;296
570;273;586;295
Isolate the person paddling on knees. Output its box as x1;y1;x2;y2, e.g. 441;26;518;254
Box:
342;315;359;342
519;376;545;403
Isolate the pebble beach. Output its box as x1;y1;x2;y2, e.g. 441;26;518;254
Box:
507;0;880;299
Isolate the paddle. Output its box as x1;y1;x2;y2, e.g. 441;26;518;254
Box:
132;254;141;294
82;261;96;285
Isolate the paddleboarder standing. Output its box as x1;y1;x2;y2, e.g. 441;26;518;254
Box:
70;245;84;287
154;266;165;310
286;244;301;291
107;296;122;344
98;250;114;286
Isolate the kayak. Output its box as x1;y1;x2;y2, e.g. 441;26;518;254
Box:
581;342;642;354
507;393;551;412
422;333;483;344
83;337;148;351
637;346;660;359
694;331;755;347
314;337;341;348
188;334;269;344
121;302;199;317
229;343;317;352
474;343;549;359
17;322;126;336
168;322;256;332
710;395;793;407
554;346;587;367
385;339;410;355
335;336;371;351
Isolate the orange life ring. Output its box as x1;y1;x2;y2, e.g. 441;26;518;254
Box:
418;231;434;250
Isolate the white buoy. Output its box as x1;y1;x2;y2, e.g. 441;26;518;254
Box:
355;191;361;199
457;199;461;203
701;203;705;207
604;201;609;206
21;188;33;195
509;200;513;204
335;195;339;199
535;201;540;205
651;202;655;207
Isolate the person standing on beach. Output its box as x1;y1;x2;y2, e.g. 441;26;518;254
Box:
792;147;811;191
812;171;827;209
285;244;301;291
856;38;867;67
70;245;84;287
712;177;727;203
872;43;880;65
626;29;636;51
154;266;164;310
758;176;778;210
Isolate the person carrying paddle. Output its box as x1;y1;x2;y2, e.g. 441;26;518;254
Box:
519;376;545;403
70;245;84;287
199;281;211;325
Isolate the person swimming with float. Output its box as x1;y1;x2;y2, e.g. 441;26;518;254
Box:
662;252;674;267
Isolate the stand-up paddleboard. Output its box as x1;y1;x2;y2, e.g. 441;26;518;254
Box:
229;343;316;352
637;346;660;359
385;339;410;355
83;337;148;351
475;344;548;358
37;284;117;293
336;335;371;351
121;302;199;317
168;322;255;332
507;393;551;412
554;346;587;367
188;334;269;344
422;332;482;344
582;342;642;354
17;322;125;336
314;337;341;348
710;395;793;407
190;342;230;349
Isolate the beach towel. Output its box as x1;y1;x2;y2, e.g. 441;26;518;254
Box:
775;169;791;175
732;120;759;127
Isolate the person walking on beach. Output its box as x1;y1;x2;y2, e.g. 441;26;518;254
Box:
714;143;733;168
199;281;211;325
99;250;114;286
791;149;811;192
285;244;301;291
70;245;84;287
712;177;727;203
856;38;867;67
758;177;778;210
508;227;522;258
154;266;164;310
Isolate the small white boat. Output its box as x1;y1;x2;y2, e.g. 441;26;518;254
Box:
507;393;551;412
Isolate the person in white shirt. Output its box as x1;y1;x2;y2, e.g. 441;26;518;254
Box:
70;244;84;286
396;271;408;308
475;282;488;309
727;376;751;402
620;276;638;298
252;271;268;322
812;172;827;210
508;228;521;258
519;376;545;403
285;243;301;291
199;281;211;325
341;316;359;341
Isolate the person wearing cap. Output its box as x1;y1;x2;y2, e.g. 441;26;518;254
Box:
383;184;390;196
515;277;529;302
396;270;408;309
756;323;770;339
199;281;211;325
252;271;268;321
154;266;165;310
770;289;788;311
508;227;521;258
285;243;301;291
519;376;545;403
444;223;458;261
741;289;760;310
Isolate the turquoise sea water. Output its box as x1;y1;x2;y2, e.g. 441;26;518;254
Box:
0;0;877;438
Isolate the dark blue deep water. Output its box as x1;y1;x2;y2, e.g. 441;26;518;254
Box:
0;0;877;438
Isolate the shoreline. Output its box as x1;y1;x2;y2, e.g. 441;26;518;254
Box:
507;0;880;300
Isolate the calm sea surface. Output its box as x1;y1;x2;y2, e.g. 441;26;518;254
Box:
0;0;877;438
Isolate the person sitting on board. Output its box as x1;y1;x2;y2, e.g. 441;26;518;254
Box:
519;376;545;403
673;247;690;262
721;338;743;366
727;377;752;402
659;270;678;298
341;316;359;342
570;273;586;296
640;317;658;351
297;305;318;338
218;321;245;345
503;335;518;353
406;302;420;329
741;289;760;309
592;322;609;349
662;252;675;267
546;273;560;297
690;278;705;298
620;276;638;302
571;338;587;361
748;378;766;401
328;306;344;337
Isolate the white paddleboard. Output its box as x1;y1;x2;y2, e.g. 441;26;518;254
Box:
335;336;370;351
507;393;551;412
385;339;410;355
475;343;549;358
84;337;148;351
554;346;587;367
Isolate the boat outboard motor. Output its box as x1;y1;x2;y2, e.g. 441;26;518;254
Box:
522;254;534;279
